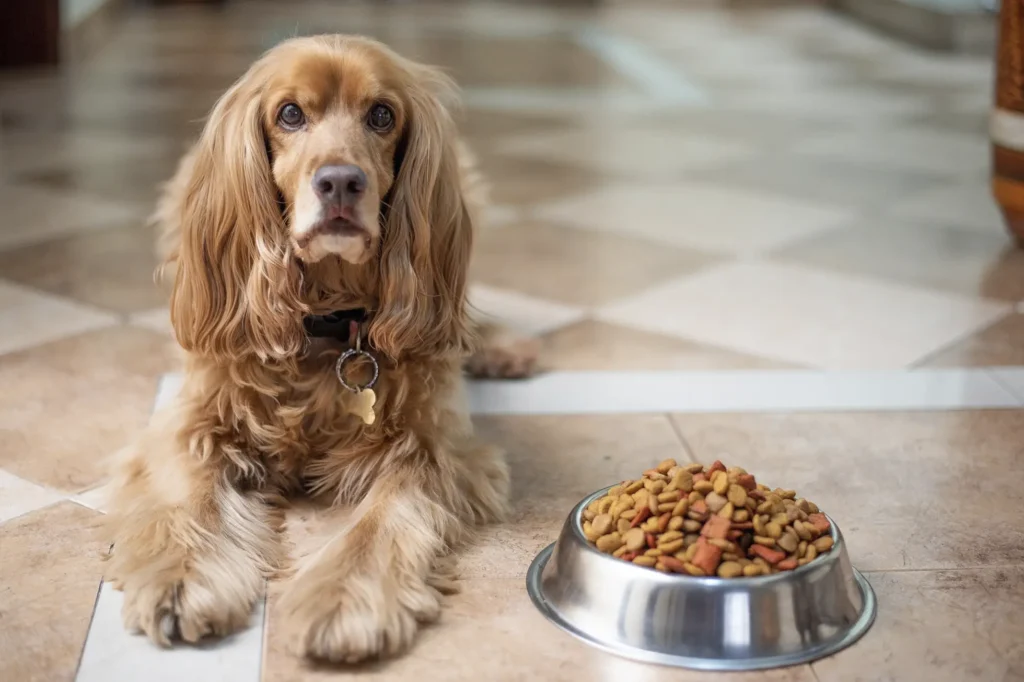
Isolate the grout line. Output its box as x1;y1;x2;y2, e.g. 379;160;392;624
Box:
860;564;1023;575
73;580;105;681
984;367;1024;405
665;413;700;464
908;308;1016;369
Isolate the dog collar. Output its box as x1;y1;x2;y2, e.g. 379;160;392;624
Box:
302;309;368;342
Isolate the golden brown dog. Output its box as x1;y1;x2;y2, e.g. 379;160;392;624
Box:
103;35;535;663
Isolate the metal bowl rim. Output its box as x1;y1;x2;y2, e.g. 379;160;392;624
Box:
573;485;844;584
525;542;878;671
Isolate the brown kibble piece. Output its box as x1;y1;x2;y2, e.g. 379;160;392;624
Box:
592;514;613;536
813;536;834;552
597;532;624;553
704;491;728;513
633;555;657;567
717;561;743;578
656;458;678;474
624;527;646;551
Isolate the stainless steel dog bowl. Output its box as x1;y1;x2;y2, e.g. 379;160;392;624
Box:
526;488;877;671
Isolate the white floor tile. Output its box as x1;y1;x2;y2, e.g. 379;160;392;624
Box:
887;179;1005;235
76;582;265;682
129;306;173;335
494;129;753;177
72;483;110;514
534;183;852;256
0;185;142;250
468;369;1019;415
0;469;63;523
0;281;118;357
793;127;990;177
156;368;1022;416
468;284;586;336
597;261;1011;369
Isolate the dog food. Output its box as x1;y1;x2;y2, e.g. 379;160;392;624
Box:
580;459;834;577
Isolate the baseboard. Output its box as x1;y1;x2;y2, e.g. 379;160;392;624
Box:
828;0;995;54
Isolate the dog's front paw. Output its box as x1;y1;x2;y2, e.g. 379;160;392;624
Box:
279;568;441;663
118;572;256;646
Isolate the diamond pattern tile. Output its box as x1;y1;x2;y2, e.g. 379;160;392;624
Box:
470;219;718;307
535;182;854;256
598;261;1011;368
1;0;1022;678
0;280;118;357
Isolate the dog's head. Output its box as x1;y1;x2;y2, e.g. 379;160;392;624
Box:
169;36;473;362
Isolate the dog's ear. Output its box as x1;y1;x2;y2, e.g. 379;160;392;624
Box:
370;64;474;361
169;64;305;362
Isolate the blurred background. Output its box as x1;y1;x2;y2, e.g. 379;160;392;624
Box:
3;1;1024;681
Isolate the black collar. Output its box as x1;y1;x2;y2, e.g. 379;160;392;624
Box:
302;308;368;343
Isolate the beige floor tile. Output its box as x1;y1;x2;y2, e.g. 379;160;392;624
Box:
0;224;167;314
469;284;584;337
599;261;1011;369
671;411;1024;572
777;220;1024;302
494;128;755;179
0;326;179;492
470;220;717;307
541;319;797;370
476;152;608;207
0;280;118;357
812;568;1024;682
0;183;142;250
463;414;689;578
0;502;105;682
921;314;1024;367
535;183;853;256
262;578;817;682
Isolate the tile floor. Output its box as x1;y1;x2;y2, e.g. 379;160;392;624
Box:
1;0;1022;681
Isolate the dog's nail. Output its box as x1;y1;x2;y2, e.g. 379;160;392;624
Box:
160;613;178;642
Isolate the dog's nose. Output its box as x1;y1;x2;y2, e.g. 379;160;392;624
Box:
312;165;367;205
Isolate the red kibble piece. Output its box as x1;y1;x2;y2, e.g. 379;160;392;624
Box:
692;542;723;575
750;544;786;565
777;556;798;571
808;513;831;534
737;474;757;490
630;506;651;528
700;515;731;539
707;460;726;476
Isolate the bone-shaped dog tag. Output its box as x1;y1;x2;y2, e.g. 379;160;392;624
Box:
350;388;377;425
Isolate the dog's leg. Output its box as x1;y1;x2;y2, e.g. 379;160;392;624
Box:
278;435;509;663
103;407;281;645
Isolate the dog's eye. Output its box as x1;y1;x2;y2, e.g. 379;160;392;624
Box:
367;103;394;133
277;103;305;130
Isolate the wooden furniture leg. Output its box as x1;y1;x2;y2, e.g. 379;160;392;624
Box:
993;1;1024;244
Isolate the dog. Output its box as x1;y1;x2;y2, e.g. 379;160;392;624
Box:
103;34;535;663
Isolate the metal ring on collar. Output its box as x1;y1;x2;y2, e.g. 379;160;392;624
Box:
335;349;379;393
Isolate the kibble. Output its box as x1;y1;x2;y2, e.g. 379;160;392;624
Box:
581;459;835;578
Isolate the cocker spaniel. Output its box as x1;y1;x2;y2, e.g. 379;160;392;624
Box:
103;35;536;663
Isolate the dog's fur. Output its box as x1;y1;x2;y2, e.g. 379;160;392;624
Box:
103;35;532;662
